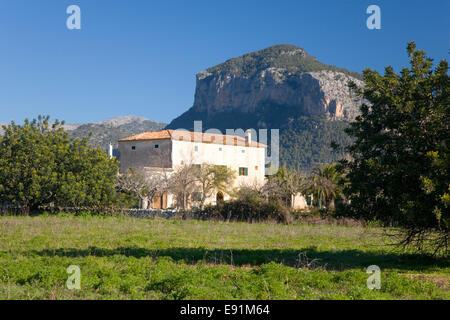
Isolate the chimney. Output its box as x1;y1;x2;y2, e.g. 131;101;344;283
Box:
245;129;252;145
108;142;113;159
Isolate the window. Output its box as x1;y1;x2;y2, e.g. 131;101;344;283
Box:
219;147;222;151
194;145;198;152
239;167;248;176
131;146;136;150
196;164;201;169
154;144;159;149
241;149;245;153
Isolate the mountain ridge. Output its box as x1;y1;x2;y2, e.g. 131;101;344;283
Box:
67;115;166;150
201;44;362;80
167;44;363;130
0;116;167;151
166;44;363;170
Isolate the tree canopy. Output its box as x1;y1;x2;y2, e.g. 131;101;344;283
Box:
0;115;120;213
342;42;449;254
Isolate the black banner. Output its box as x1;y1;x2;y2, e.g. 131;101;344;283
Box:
0;300;446;319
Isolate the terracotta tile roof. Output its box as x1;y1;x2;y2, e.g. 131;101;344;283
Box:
118;130;172;141
119;129;267;148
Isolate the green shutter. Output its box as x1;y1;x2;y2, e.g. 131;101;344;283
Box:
238;167;248;176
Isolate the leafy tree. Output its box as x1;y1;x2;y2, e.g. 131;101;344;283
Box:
0;115;119;213
116;167;164;209
193;164;236;209
342;42;449;255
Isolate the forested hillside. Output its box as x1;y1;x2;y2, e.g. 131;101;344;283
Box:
280;117;352;171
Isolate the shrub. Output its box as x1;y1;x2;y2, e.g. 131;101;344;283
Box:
202;191;293;224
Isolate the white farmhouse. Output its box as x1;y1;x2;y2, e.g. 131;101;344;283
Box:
118;129;267;209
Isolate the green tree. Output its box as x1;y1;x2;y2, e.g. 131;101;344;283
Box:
0;115;119;213
302;163;345;210
342;42;449;255
193;164;236;209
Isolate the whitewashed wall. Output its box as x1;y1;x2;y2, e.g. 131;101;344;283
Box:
171;139;266;188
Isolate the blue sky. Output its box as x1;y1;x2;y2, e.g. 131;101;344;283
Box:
0;0;448;124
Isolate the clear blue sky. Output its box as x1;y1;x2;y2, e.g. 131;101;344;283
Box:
1;0;448;124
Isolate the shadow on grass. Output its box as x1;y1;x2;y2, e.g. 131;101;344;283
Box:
30;246;449;272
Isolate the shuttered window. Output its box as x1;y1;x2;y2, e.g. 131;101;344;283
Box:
239;167;248;176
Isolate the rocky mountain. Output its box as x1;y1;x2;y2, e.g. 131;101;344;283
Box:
1;116;166;151
1;116;166;152
68;116;166;151
166;44;363;170
167;44;363;130
98;115;150;127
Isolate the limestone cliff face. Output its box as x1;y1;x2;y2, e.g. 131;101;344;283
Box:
167;44;363;131
166;45;363;169
193;66;363;121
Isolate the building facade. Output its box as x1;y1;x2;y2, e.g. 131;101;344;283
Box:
118;129;267;209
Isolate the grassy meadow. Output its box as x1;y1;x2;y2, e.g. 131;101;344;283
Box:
0;215;448;300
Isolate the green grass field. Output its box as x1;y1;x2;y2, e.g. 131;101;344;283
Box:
0;215;448;300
